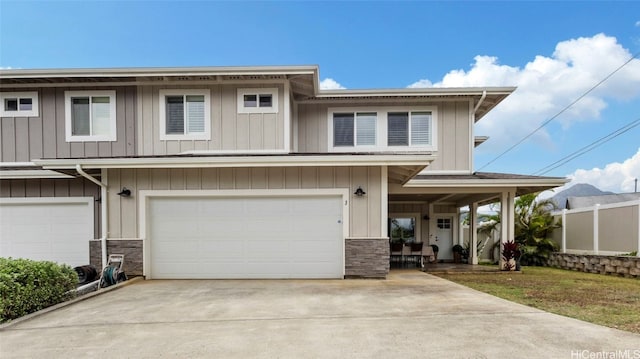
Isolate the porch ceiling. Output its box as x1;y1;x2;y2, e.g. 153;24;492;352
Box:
389;171;568;206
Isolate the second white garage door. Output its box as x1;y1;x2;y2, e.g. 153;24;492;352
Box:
148;195;344;279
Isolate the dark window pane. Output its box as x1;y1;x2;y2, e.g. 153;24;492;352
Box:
388;112;408;146
4;98;17;111
19;98;33;111
166;96;184;134
259;94;272;107
244;94;257;107
333;113;354;147
71;97;90;135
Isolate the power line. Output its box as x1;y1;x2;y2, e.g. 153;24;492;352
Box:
532;117;640;175
477;51;640;171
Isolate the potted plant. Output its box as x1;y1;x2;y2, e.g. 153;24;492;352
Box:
452;244;464;263
430;244;439;263
501;240;519;271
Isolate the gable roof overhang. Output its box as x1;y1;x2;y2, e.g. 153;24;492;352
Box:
0;65;320;99
390;172;568;206
1;66;515;121
30;153;434;185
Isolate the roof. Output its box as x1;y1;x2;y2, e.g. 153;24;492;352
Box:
0;65;514;120
25;152;433;185
406;171;568;197
566;193;640;209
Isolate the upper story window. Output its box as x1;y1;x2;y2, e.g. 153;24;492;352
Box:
1;92;39;117
65;91;116;142
237;88;278;114
388;111;432;147
333;112;377;147
159;89;211;140
328;107;436;152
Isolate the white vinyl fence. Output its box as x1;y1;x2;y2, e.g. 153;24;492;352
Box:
552;200;640;256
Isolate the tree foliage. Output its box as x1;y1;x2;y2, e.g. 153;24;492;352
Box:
513;193;561;266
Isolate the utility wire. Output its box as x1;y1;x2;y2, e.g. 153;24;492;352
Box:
477;51;640;171
532;117;640;175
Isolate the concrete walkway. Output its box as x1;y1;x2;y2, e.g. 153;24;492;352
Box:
1;271;638;358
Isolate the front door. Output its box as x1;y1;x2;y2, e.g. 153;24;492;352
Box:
434;217;453;260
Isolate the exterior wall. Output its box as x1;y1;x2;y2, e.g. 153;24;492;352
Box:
90;240;143;276
553;202;639;254
137;84;285;155
565;211;593;251
598;205;639;252
106;166;384;239
0;87;136;161
0;178;101;238
548;253;640;278
345;238;389;278
297;100;471;172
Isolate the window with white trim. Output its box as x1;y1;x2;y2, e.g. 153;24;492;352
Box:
388;111;432;147
328;107;436;152
237;88;278;113
333;112;377;147
1;92;39;117
64;91;116;142
159;89;211;140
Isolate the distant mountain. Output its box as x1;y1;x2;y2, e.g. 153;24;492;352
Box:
550;183;614;209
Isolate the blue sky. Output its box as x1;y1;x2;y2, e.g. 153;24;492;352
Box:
1;1;639;192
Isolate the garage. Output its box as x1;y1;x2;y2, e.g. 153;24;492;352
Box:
147;195;345;279
0;198;94;267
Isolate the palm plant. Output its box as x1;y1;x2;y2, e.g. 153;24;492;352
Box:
513;193;561;266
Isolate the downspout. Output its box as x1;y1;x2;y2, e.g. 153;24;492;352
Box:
76;164;108;269
473;90;487;117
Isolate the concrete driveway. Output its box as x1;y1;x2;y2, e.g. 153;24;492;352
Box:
1;271;638;358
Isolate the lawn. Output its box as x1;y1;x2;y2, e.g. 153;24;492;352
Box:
433;266;640;334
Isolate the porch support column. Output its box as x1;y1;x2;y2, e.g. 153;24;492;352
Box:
470;202;479;265
499;190;516;270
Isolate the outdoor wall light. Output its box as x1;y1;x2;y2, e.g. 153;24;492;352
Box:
354;186;366;197
117;187;131;197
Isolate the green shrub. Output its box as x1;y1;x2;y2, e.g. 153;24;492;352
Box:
0;258;78;323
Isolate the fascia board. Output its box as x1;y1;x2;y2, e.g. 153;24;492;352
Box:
33;154;435;170
315;87;516;97
0;65;319;79
404;178;569;188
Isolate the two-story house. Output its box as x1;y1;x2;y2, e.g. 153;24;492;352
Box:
0;65;566;278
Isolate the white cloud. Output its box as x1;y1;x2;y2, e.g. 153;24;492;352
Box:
538;148;640;199
636;20;640;27
408;34;640;151
0;66;13;69
566;148;640;193
319;78;346;90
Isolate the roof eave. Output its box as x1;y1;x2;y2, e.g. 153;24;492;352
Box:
0;65;320;79
32;154;435;170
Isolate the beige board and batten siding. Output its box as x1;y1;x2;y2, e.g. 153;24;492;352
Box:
137;84;285;155
296;101;471;172
0;178;101;239
106;166;383;239
0;87;136;162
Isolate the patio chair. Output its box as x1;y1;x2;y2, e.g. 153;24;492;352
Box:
390;242;404;267
408;242;424;268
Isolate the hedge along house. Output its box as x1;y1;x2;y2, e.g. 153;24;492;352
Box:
0;65;567;278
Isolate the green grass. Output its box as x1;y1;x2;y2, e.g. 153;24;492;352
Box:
434;266;640;334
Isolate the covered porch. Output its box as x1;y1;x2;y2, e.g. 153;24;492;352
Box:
388;172;567;269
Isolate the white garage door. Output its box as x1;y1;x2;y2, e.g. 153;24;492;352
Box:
148;195;344;279
0;198;93;267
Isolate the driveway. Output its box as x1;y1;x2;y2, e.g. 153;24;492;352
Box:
1;271;638;358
